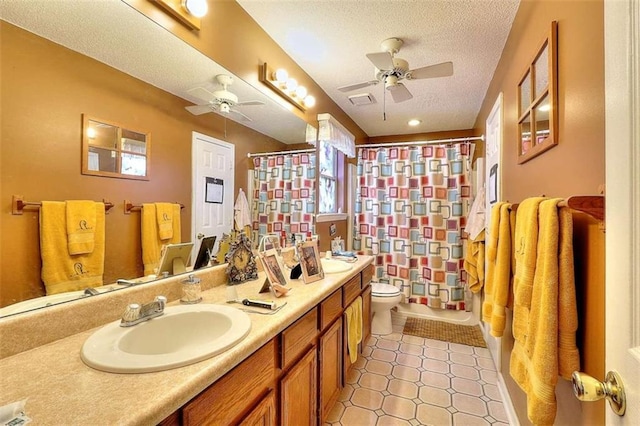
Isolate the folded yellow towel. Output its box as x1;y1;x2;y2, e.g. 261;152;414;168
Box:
142;203;182;275
464;230;485;293
482;202;512;337
345;297;363;363
155;202;175;241
510;198;580;426
66;200;97;255
41;201;105;295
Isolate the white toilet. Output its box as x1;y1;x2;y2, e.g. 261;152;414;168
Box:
370;283;402;335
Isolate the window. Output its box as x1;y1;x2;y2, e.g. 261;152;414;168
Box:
319;140;338;213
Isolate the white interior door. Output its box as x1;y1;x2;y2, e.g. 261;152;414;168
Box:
192;132;234;260
604;0;639;423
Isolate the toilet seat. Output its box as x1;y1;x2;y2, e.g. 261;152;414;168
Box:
371;283;401;298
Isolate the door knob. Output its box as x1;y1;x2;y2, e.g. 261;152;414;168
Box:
197;233;204;240
571;371;626;416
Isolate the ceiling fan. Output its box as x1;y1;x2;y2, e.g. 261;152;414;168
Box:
338;37;453;103
185;74;265;121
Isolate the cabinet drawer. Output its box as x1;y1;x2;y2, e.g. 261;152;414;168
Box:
320;288;343;331
183;339;276;425
281;308;318;369
342;274;361;307
362;264;374;287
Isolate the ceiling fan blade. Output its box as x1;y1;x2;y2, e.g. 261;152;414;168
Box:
366;51;394;70
185;104;214;115
236;100;265;106
408;61;454;80
338;80;379;92
186;87;217;103
230;108;252;121
389;83;413;103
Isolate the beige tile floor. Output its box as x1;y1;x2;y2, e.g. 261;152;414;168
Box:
325;312;509;426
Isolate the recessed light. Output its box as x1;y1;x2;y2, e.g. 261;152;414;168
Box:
408;119;421;126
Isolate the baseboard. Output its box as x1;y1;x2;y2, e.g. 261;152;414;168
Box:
497;372;520;426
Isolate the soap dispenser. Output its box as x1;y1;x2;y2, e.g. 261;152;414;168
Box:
181;274;202;304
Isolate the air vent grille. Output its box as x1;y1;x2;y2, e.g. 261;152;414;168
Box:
348;93;376;106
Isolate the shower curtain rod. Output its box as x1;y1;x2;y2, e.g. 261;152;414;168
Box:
356;135;484;149
247;148;316;158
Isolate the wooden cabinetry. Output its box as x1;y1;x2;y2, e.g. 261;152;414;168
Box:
280;348;318;425
319;317;343;422
239;390;276;426
181;340;276;426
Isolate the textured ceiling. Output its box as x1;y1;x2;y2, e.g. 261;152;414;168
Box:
236;0;520;137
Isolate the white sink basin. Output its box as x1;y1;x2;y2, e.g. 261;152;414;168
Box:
321;258;354;274
81;304;251;373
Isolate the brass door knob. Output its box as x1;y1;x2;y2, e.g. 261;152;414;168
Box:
571;371;626;416
197;233;205;240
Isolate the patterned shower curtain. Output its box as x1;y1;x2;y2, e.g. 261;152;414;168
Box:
251;153;317;248
354;143;473;310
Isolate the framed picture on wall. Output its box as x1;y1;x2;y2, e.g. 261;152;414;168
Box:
297;240;324;284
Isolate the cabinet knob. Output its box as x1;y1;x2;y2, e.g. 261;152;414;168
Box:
571;371;626;416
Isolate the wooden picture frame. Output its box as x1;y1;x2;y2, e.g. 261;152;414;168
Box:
297;240;324;283
517;21;558;164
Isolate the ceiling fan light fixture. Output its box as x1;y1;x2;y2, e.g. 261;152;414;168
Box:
385;75;399;90
182;0;208;18
219;102;231;114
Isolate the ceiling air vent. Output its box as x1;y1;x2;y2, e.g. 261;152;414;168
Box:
348;93;376;106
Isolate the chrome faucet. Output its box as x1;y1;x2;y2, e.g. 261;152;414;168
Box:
120;295;167;327
83;287;100;296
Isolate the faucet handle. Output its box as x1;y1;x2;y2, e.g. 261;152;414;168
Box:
155;295;167;310
122;303;140;323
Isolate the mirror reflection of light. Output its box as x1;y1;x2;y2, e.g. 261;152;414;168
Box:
538;103;550;112
87;127;96;139
183;0;208;18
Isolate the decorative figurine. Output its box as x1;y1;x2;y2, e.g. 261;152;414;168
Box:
225;232;258;284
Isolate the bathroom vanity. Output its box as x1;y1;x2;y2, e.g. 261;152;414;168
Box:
0;256;373;425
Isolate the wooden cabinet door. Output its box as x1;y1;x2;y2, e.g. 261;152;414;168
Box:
280;348;318;426
361;284;372;347
319;318;343;422
239;390;276;426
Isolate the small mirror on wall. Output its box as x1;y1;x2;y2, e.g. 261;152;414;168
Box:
82;115;150;180
517;21;558;164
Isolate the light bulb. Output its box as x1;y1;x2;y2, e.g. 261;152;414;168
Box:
538;103;550;112
273;68;288;84
408;119;421;126
303;95;316;108
285;78;298;92
183;0;208;18
295;86;308;99
87;128;96;139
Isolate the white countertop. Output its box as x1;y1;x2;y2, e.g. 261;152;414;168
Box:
0;256;373;425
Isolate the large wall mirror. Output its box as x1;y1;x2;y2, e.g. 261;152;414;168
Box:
517;21;558;164
82;115;150;180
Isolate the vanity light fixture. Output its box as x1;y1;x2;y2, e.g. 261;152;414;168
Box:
182;0;208;18
408;119;422;126
259;63;315;112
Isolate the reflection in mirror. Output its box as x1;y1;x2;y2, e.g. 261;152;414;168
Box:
519;71;531;114
533;43;549;98
520;113;532;155
535;94;550;145
82;115;149;180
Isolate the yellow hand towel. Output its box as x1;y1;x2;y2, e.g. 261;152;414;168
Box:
345;297;363;364
155;202;175;241
557;206;580;379
66;200;97;255
482;202;512;337
142;203;182;275
464;230;485;293
509;198;580;426
41;201;105;295
354;296;363;344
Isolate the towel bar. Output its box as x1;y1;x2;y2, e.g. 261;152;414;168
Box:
12;195;114;215
124;200;185;214
509;195;604;222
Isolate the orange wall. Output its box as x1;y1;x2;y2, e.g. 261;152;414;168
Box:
473;0;605;424
0;22;285;307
